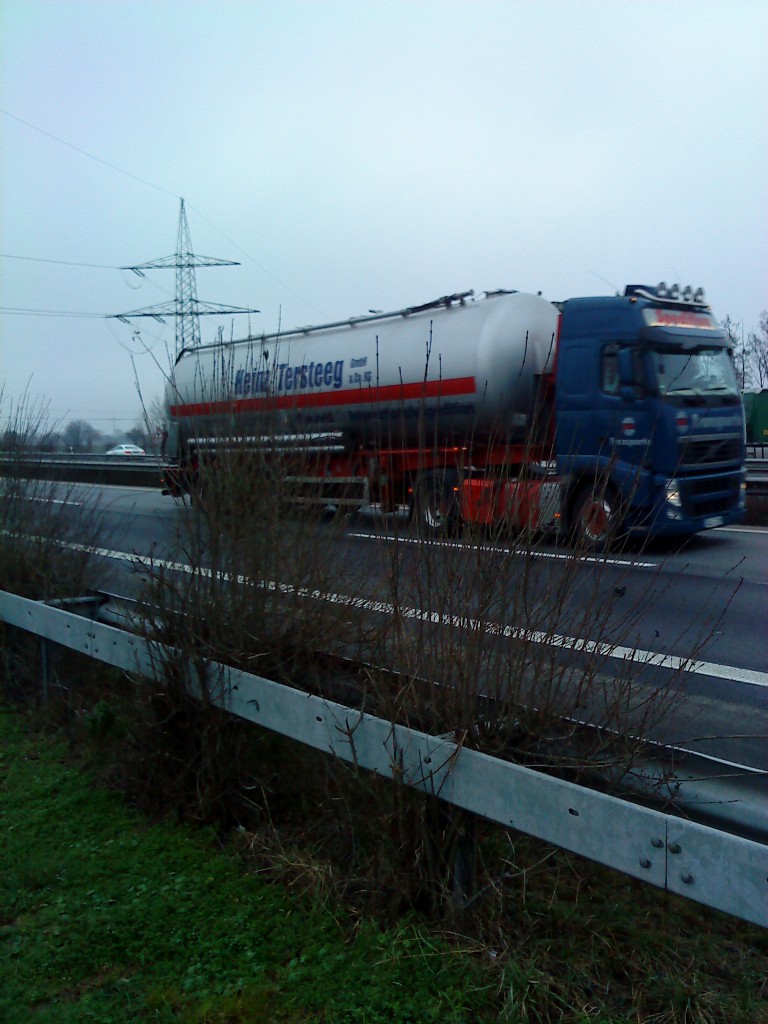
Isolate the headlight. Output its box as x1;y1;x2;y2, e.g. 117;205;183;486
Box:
665;481;682;508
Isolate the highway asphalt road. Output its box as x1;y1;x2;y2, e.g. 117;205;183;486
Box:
19;482;768;774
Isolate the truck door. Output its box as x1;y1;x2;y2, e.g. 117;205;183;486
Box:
605;345;653;500
555;343;596;464
596;345;622;462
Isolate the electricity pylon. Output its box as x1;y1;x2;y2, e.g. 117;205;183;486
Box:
113;198;260;356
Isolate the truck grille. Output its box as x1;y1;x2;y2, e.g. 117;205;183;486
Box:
682;473;742;517
678;435;741;468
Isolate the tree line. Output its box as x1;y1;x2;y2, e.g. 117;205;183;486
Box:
1;413;159;454
723;309;768;390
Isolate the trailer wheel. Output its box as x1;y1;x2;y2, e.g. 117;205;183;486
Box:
571;484;623;552
413;472;460;537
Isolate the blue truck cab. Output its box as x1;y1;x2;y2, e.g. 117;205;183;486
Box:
554;283;746;545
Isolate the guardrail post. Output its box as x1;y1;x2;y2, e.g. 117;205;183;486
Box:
447;808;478;909
425;803;478;912
40;638;49;704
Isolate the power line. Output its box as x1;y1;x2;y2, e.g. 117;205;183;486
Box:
0;253;119;269
0;307;108;318
0;254;176;300
48;416;142;424
187;201;326;315
0;108;179;199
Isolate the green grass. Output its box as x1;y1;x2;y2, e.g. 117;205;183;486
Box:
0;709;493;1023
2;706;767;1024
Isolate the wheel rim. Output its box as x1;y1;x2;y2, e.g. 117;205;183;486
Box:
424;494;447;531
580;497;612;543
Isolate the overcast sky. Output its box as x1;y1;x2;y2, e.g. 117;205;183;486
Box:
1;0;766;436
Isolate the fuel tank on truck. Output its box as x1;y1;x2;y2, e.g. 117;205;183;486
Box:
166;290;560;451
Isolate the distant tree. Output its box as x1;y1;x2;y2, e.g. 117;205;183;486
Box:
721;316;747;389
147;394;167;435
746;311;768;389
1;428;20;451
34;431;63;453
126;423;151;450
721;313;768;391
127;395;166;453
63;419;100;453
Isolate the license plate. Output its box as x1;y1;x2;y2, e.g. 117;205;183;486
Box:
703;516;724;529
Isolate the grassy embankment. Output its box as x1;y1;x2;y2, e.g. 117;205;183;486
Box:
2;708;767;1024
0;709;493;1024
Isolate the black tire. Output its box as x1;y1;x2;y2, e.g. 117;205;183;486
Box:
571;484;624;552
413;472;460;537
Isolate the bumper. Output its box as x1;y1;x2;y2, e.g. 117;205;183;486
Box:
634;504;745;537
630;470;746;537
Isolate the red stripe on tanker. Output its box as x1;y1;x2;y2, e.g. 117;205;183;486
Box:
170;375;478;419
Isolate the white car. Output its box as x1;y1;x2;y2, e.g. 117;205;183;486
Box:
106;444;146;456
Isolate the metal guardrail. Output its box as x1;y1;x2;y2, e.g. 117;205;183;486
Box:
0;452;163;466
3;452;768;496
0;453;163;488
747;458;768;495
1;588;765;929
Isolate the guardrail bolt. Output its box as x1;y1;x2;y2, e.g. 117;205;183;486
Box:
651;837;663;848
639;857;652;869
681;873;694;885
668;842;682;854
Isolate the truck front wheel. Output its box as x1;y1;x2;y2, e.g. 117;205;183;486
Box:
571;485;623;552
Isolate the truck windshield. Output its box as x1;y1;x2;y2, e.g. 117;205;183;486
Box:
649;346;739;404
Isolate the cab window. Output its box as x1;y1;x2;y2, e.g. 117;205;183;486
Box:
601;347;620;394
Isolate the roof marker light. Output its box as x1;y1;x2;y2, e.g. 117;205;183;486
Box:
693;287;705;304
668;283;680;301
682;285;693;302
657;281;668;297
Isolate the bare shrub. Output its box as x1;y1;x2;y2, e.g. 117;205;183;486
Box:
119;378;734;916
0;387;113;712
125;431;384;824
